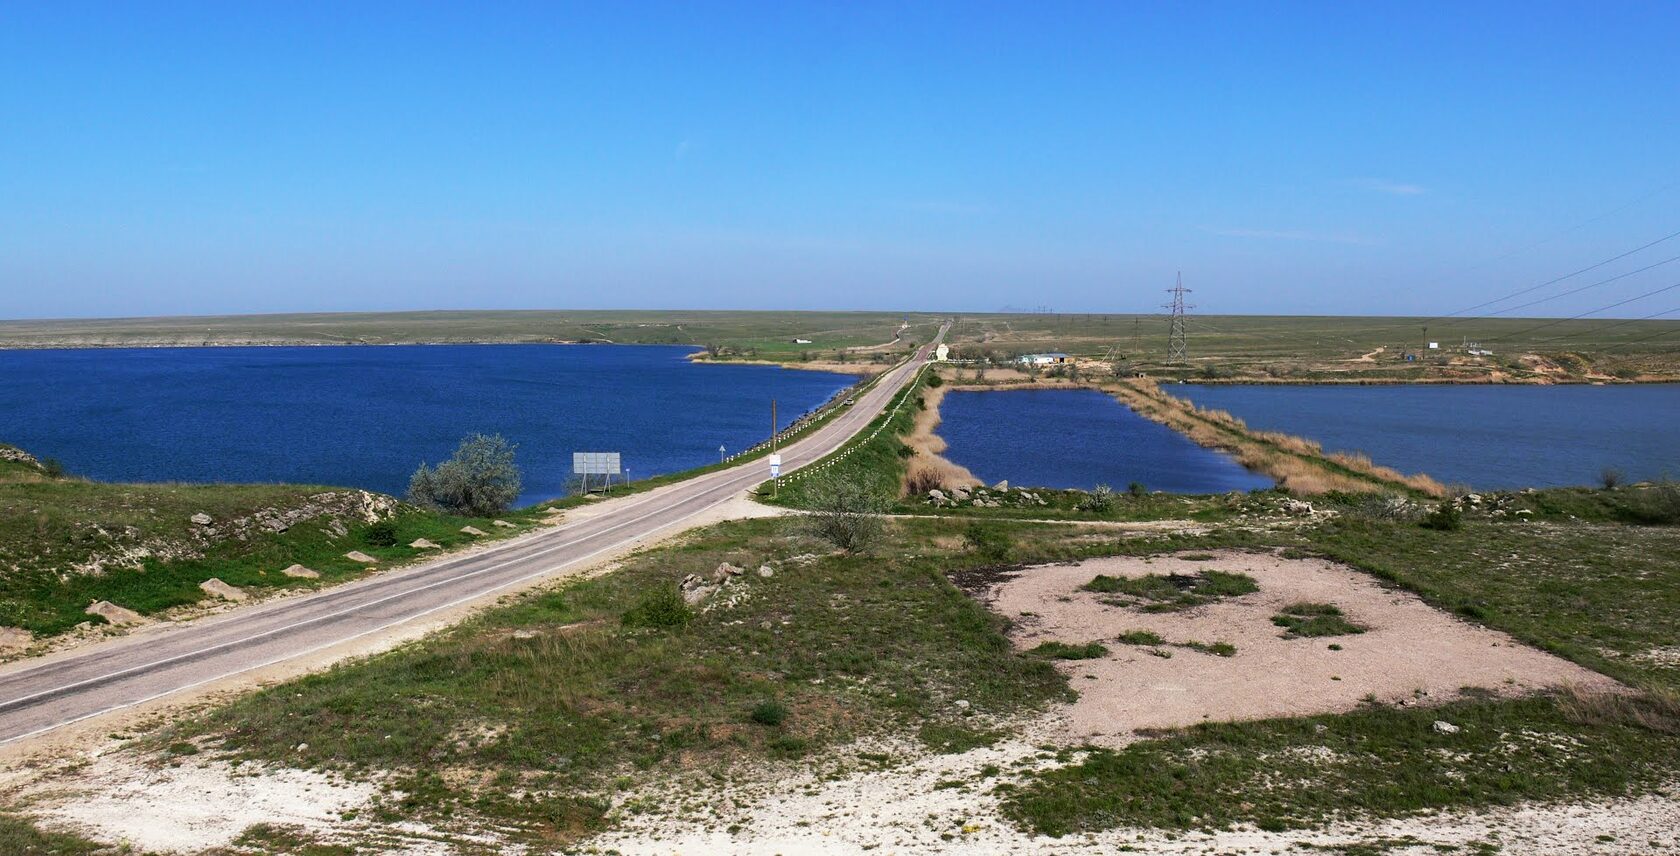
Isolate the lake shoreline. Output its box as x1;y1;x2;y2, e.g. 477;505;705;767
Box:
924;372;1443;496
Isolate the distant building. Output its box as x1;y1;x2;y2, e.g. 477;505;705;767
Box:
934;344;949;361
1016;352;1070;366
792;338;813;344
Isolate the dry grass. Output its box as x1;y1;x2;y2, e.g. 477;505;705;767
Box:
1109;380;1445;496
1560;684;1680;736
900;385;981;497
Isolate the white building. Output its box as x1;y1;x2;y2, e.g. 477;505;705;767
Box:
1016;352;1070;366
934;343;949;361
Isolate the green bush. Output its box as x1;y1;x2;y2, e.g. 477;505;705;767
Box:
750;699;789;726
621;586;694;629
1029;641;1109;660
362;521;398;547
963;522;1012;561
1419;501;1462;531
1076;484;1115;512
408;433;522;517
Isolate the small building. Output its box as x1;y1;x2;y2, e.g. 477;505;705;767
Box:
791;338;813;344
934;343;949;361
1016;352;1070;366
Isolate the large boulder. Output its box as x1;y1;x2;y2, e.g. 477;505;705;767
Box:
86;601;143;626
280;564;320;579
190;513;213;526
199;578;248;602
344;550;378;564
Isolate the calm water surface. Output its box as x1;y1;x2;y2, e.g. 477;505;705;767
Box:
0;345;852;505
1175;383;1680;489
936;388;1273;493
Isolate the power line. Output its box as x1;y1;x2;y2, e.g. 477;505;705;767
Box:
1482;252;1680;317
1532;305;1680;344
1484;278;1680;343
1429;226;1680;322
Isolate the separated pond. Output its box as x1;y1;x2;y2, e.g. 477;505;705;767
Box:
0;345;853;505
1173;383;1680;489
934;388;1273;493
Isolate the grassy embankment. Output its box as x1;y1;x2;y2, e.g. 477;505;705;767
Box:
0;444;545;643
941;312;1680;382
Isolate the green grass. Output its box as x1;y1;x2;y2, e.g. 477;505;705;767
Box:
0;813;114;855
767;365;927;508
1002;693;1680;837
0;310;945;363
1271;602;1366;638
1114;630;1165;646
0;467;542;637
1028;641;1109;660
1081;569;1259;612
1300;515;1680;690
165;516;1076;843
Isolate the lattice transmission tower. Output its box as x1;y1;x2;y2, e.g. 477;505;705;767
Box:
1164;272;1193;363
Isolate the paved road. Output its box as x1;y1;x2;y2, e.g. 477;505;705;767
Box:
0;327;944;746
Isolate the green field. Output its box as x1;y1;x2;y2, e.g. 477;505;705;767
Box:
0;309;945;362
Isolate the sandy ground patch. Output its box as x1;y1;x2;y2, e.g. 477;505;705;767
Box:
985;550;1618;743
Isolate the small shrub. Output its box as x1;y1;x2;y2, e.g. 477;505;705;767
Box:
39;457;64;478
1358;494;1420;522
963;522;1012;561
1076;484;1115;512
1114;630;1165;646
1179;640;1237;657
925;373;944;388
803;473;889;553
1197;570;1260;597
1029;641;1109;660
1419;501;1462;531
1600;467;1624;490
1127;481;1148;497
1272;602;1366;638
408;433;522;516
750;699;789;727
621;586;694;629
362;521;398;547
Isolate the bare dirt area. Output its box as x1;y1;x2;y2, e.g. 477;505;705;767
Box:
586;730;1679;856
985;550;1617;744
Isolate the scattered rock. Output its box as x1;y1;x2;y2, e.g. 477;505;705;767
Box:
86;601;142;626
492;519;516;528
409;538;441;549
189;513;213;526
198;578;248;602
460;526;488;537
787;553;819;566
993;480;1009;490
953;699;971;712
951;487;971;502
1280;498;1317;516
758;564;775;578
279;564;320;579
327;520;349;539
1313;723;1328;735
295;742;309;753
679;574;716;605
927;489;948;503
1433;720;1461;734
712;562;745;583
0;627;32;653
344;551;378;564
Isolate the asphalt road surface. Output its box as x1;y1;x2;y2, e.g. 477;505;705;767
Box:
0;326;944;746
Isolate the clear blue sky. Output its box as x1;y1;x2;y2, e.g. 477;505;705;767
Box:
3;2;1677;319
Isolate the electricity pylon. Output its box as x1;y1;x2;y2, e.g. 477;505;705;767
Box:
1164;272;1193;363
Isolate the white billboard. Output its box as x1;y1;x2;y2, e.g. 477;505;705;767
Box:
572;452;622;475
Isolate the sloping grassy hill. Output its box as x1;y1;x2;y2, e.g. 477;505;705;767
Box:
0;443;538;642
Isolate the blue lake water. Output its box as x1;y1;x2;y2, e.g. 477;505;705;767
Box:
0;345;852;506
935;388;1274;493
1174;383;1680;489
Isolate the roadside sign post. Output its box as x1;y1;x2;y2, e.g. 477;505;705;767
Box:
770;453;782;497
572;452;622;496
771;399;778;498
718;444;726;463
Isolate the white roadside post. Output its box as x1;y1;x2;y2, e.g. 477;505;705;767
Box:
770;453;782;498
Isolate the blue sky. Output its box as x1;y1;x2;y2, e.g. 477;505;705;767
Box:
2;1;1677;319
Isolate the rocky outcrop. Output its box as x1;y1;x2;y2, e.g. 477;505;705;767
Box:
86;601;143;626
199;578;248;602
460;526;487;537
409;538;441;549
344;551;378;564
280;564;320;579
